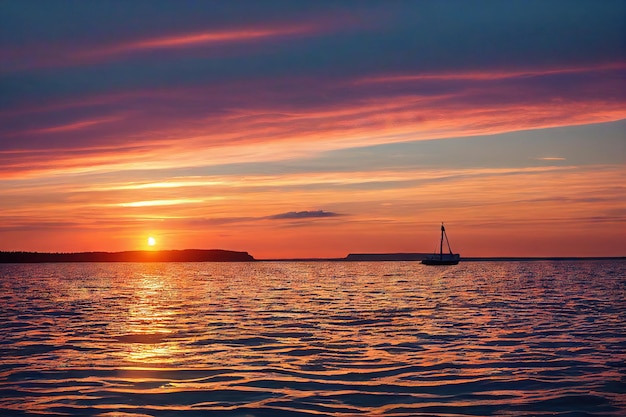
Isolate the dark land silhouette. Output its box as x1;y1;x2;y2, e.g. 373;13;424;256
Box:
0;249;254;263
345;253;430;261
264;254;625;262
1;250;623;263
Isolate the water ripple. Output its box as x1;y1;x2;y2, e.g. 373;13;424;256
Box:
1;260;625;416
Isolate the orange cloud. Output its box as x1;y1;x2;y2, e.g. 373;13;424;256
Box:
2;92;624;182
116;199;207;208
3;58;624;183
12;116;123;136
79;25;316;61
0;21;331;72
535;157;566;161
1;162;624;256
121;27;311;50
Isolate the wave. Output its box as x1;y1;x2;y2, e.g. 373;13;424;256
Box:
1;260;625;416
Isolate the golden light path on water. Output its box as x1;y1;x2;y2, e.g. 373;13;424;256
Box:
0;261;625;416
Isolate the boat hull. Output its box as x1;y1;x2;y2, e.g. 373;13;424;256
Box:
421;253;460;265
421;258;459;265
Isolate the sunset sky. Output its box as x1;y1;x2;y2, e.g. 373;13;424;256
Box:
1;1;625;258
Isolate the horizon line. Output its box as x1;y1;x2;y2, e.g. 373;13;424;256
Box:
0;249;624;263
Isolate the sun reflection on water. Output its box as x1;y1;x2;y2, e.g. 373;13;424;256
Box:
116;271;183;365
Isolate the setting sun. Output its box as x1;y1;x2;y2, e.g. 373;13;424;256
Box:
147;236;156;247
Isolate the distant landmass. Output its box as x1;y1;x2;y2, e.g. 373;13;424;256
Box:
265;253;626;262
1;250;623;263
343;254;624;262
0;249;255;263
345;253;430;261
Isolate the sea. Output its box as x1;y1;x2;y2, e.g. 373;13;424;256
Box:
1;260;625;416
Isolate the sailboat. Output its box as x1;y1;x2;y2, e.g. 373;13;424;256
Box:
421;223;460;265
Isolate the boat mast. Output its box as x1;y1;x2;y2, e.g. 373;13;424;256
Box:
440;223;444;258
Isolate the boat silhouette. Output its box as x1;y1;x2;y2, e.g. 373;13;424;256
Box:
422;223;460;265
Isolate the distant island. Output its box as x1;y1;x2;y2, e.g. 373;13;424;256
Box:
264;253;626;262
344;254;626;262
344;253;430;261
0;249;255;263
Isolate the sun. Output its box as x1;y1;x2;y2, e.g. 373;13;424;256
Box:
147;236;156;247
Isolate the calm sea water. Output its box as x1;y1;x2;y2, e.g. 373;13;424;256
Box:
1;261;625;416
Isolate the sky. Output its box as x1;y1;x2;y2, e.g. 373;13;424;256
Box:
1;0;625;258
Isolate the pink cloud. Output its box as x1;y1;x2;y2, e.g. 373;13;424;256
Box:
354;62;626;84
1;61;624;181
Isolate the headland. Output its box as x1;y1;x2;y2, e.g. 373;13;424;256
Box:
0;249;254;263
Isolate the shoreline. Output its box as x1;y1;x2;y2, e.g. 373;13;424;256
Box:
260;256;626;262
0;249;254;263
0;250;623;263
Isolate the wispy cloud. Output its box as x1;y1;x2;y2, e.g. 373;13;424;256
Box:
355;63;626;84
82;25;316;60
3;70;623;181
13;116;123;136
535;157;567;161
116;199;207;208
113;26;311;50
267;210;343;220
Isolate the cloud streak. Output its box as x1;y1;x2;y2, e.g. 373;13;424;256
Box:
68;24;324;68
267;210;343;220
2;64;623;180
